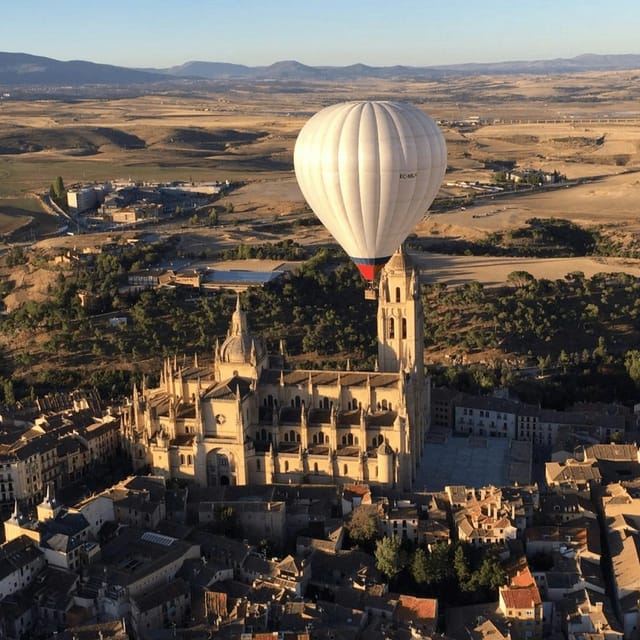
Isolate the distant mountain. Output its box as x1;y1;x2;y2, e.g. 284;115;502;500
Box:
1;51;640;87
0;52;169;86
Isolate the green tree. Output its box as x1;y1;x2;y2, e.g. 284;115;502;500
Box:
374;535;406;580
346;506;379;548
50;176;66;204
453;544;471;589
410;547;430;585
625;350;640;386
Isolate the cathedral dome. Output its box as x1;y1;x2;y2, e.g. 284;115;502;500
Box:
220;331;252;364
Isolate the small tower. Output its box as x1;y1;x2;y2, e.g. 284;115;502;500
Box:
37;483;62;521
377;442;394;487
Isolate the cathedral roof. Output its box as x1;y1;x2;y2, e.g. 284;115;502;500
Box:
258;369;400;388
203;375;252;401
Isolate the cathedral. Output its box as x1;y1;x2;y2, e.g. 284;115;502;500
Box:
121;247;429;490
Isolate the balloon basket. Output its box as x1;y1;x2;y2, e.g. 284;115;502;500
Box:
364;285;378;300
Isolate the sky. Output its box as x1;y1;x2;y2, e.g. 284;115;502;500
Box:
2;0;640;69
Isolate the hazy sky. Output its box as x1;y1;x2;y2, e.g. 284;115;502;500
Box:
3;0;639;68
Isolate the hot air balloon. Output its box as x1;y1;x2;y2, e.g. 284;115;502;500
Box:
294;100;447;282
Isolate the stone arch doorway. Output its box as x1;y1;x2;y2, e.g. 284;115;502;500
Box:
206;449;235;487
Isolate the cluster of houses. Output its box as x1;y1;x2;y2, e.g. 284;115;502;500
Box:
66;180;232;229
2;411;640;640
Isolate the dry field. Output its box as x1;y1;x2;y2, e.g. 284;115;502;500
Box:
3;71;640;287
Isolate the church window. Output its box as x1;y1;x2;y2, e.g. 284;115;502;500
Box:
343;464;348;475
295;396;301;407
347;433;354;445
402;318;407;339
290;430;295;442
267;395;274;407
342;436;347;445
256;459;261;471
389;318;395;339
318;431;325;444
284;433;289;442
372;437;378;448
375;465;378;477
313;434;318;444
261;428;267;440
382;399;388;410
322;397;329;409
395;287;401;302
180;454;184;465
185;426;189;434
297;433;301;442
388;402;392;410
284;461;289;472
314;462;318;472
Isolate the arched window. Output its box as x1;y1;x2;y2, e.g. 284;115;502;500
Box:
343;464;348;475
372;436;378;448
389;317;395;339
297;433;301;442
261;428;267;441
256;459;261;471
382;399;388;410
284;460;289;472
295;396;301;407
187;455;192;465
323;397;329;409
185;426;189;434
314;462;318;472
318;431;325;444
290;430;295;442
375;465;378;477
180;454;184;465
313;434;318;444
395;287;401;302
402;318;407;339
267;394;274;407
347;433;354;445
388;402;392;410
284;432;289;442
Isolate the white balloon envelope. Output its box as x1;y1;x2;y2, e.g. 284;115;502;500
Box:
294;100;447;280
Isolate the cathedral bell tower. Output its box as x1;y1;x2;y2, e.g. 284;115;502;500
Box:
377;245;427;485
377;245;424;377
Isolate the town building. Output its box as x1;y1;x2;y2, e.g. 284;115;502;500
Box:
121;248;429;490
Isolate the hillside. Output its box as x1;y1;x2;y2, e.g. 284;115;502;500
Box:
2;51;640;86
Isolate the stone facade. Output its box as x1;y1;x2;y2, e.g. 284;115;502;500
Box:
121;248;428;490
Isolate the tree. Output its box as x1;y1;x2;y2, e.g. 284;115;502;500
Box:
411;547;430;585
625;350;640;387
507;270;535;288
346;506;379;547
453;544;472;589
374;535;406;580
50;176;67;200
